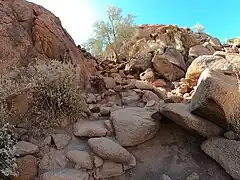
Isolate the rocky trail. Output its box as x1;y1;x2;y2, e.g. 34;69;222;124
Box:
1;1;240;180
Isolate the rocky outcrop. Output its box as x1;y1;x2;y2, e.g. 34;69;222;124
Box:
189;69;240;131
201;138;240;180
0;0;95;86
41;169;89;180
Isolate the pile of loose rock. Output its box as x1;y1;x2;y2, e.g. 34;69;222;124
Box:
4;1;240;179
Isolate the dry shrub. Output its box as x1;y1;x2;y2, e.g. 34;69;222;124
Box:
29;60;89;129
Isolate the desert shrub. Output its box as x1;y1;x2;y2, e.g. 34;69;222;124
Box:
0;123;18;177
29;60;88;128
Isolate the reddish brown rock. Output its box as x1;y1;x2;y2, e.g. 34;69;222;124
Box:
13;155;37;180
0;0;95;86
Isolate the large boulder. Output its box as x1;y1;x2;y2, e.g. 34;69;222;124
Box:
189;45;213;57
201;138;240;179
0;0;94;85
111;107;159;146
185;55;240;82
152;53;185;81
189;69;240;131
160;103;224;137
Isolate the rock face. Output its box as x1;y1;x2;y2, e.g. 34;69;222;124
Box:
41;169;89;180
201;138;240;179
0;0;94;85
111;107;159;146
189;69;240;130
88;137;133;163
160;103;224;137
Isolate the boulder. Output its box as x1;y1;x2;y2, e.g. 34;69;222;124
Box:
13;155;37;180
209;37;221;47
103;77;117;89
152;53;185;81
189;69;240;131
88;137;133;163
186;55;233;82
52;134;71;150
41;169;89;180
0;0;94;85
15;141;39;156
189;45;213;57
39;149;68;171
73;120;108;137
125;53;152;73
93;161;124;179
201;137;240;179
160;103;224;137
66;150;93;170
111;107;159;146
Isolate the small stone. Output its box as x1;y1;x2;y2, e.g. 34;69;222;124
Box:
114;85;123;92
105;89;116;96
16;141;39;156
164;96;183;103
52;134;71;150
74;120;108;137
100;107;111;116
104;120;114;133
183;93;190;99
103;77;117;89
41;169;89;180
160;174;172;180
176;84;188;94
142;90;159;103
186;172;199;180
135;80;153;90
224;131;239;140
66;150;94;170
123;83;135;90
87;93;96;104
127;75;135;79
13;155;38;180
88;137;132;163
42;136;52;147
152;79;167;87
89;105;100;113
89;113;100;120
96;95;102;102
93;161;124;179
93;156;104;168
146;100;155;107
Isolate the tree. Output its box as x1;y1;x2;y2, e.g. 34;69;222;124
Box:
193;23;205;33
84;5;137;60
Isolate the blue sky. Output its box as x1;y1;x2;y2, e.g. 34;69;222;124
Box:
29;0;240;44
